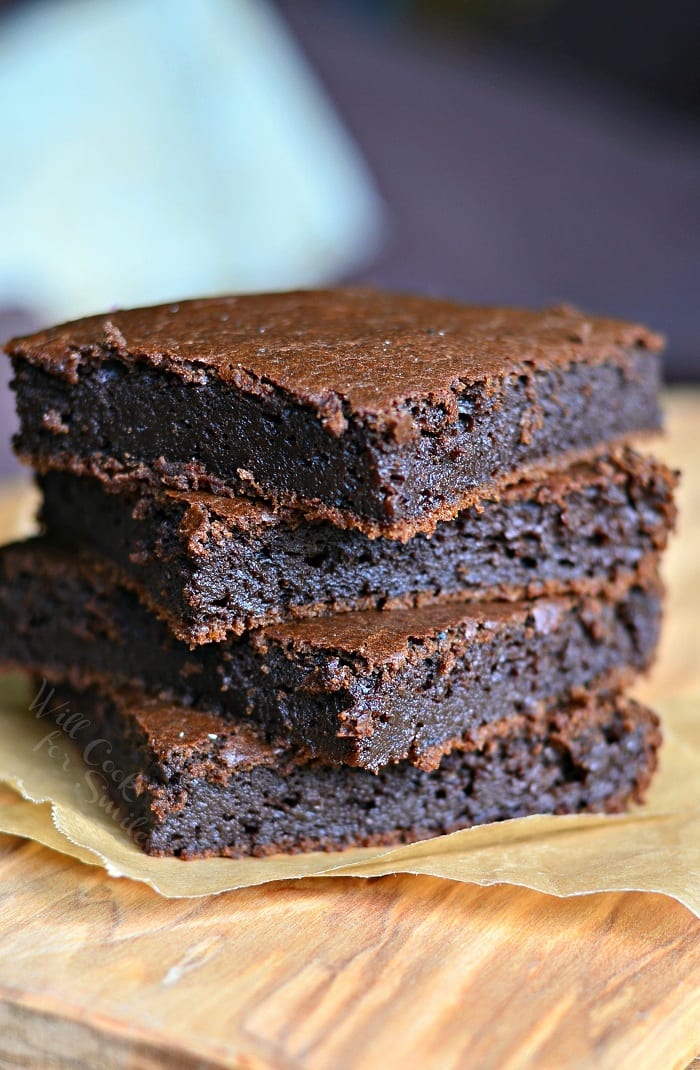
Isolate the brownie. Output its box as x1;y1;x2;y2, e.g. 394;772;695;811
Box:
0;538;662;772
7;290;664;538
38;449;676;644
30;679;660;858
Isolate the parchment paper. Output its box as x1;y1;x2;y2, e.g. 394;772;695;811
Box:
0;672;697;914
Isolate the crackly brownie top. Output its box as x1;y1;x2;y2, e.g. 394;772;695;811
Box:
6;289;664;424
254;596;574;663
108;690;282;772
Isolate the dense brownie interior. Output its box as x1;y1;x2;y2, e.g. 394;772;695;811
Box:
38;449;676;643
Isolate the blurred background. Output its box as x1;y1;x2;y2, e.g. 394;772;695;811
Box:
1;0;698;476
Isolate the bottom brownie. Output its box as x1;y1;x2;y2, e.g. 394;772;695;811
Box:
29;678;660;858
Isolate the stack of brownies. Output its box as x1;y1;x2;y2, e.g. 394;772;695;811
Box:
0;290;676;858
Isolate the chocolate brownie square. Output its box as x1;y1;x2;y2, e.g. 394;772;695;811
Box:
38;449;676;644
29;678;660;858
7;290;663;537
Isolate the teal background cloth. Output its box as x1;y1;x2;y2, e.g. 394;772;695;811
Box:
0;0;382;321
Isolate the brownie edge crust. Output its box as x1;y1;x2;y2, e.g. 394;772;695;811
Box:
32;679;661;858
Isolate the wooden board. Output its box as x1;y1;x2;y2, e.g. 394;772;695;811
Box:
0;390;699;1070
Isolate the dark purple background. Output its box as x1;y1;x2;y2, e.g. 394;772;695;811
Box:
279;1;699;374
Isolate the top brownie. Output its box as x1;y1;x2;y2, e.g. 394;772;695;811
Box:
7;289;664;538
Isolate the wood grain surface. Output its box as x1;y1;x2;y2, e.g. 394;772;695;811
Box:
0;389;698;1070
